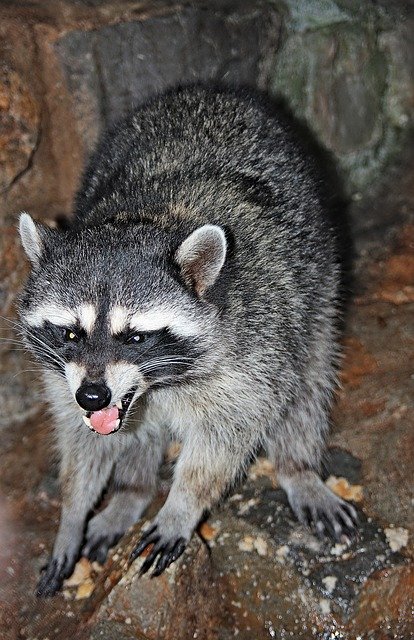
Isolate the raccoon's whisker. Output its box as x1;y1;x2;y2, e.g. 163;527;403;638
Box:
25;353;63;370
121;401;152;431
12;369;45;379
12;340;47;353
0;315;24;330
140;358;194;368
6;341;34;355
26;344;65;368
139;356;194;373
0;339;37;355
0;317;32;343
12;356;65;379
138;355;193;365
23;346;62;366
139;365;193;375
24;331;66;366
130;340;184;361
141;355;194;363
29;352;65;371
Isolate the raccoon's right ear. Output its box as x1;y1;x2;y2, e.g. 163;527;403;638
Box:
19;212;50;266
175;224;227;297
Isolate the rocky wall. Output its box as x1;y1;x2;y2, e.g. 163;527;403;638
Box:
0;0;412;226
270;0;413;191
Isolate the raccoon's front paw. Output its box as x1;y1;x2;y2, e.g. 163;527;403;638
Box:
36;554;75;597
130;523;187;577
281;472;358;542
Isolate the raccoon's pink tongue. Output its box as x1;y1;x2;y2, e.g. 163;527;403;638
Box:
89;406;119;435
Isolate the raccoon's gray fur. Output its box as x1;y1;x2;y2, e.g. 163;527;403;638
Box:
18;85;357;597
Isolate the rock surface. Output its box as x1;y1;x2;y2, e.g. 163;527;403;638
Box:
269;0;414;191
0;66;40;194
55;2;279;153
0;0;413;218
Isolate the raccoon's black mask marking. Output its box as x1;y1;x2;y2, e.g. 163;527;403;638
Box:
112;327;201;382
26;320;201;384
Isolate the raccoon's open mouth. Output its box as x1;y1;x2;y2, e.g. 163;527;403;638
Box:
82;389;136;435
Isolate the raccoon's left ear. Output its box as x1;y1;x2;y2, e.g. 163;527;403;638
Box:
175;224;227;296
19;212;50;266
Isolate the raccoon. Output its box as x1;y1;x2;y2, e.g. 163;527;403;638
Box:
18;85;357;597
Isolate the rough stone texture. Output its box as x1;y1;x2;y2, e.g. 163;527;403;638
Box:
89;470;406;640
269;0;414;191
0;18;41;216
92;534;225;640
1;0;413;219
55;2;279;153
0;15;84;223
0;67;40;193
0;0;280;222
331;222;414;534
272;25;387;155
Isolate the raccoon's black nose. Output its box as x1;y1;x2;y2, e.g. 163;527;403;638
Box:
75;383;111;412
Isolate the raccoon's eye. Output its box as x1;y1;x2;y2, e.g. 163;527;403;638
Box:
64;328;80;343
127;332;146;345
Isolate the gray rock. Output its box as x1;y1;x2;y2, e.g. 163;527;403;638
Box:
56;2;279;152
269;1;414;191
88;447;405;639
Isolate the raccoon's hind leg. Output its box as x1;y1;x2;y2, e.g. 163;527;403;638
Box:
82;427;166;564
267;394;358;542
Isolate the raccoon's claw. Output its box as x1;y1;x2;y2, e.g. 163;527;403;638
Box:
36;555;73;597
282;472;359;544
314;501;359;542
130;525;186;577
297;497;358;543
130;524;159;561
83;532;123;565
150;539;187;577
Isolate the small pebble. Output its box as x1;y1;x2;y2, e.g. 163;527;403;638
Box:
275;544;289;562
253;536;268;557
238;536;254;552
384;526;409;552
330;543;347;556
75;579;95;600
319;598;331;615
321;576;337;594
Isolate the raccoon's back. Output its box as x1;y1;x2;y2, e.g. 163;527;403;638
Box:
79;90;335;269
76;86;328;235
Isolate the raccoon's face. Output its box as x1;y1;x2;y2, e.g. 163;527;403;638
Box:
18;213;227;435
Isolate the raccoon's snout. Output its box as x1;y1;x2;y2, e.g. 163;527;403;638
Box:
75;383;111;412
